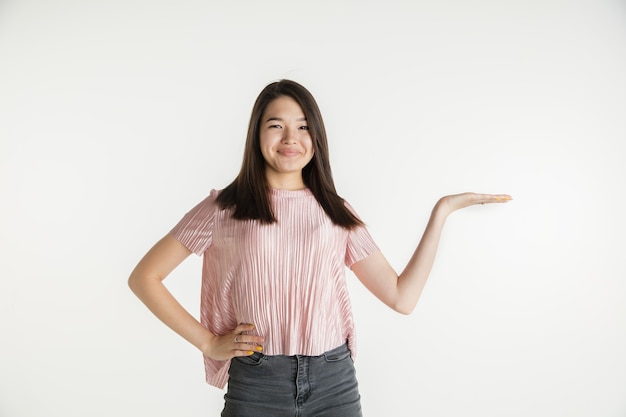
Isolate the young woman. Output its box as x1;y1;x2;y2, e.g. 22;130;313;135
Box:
128;79;511;416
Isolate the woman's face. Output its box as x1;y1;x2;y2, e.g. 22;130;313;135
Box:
259;96;314;190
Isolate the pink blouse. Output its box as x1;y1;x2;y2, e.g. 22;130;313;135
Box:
170;188;379;388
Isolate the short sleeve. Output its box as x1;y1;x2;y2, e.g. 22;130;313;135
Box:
345;226;379;267
343;201;380;267
169;189;219;255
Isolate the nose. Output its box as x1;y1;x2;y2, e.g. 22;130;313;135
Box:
281;126;297;144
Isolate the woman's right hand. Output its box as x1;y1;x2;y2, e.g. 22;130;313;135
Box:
128;236;265;361
202;323;265;361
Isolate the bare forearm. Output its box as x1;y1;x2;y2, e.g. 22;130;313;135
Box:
128;276;215;353
395;200;450;313
353;193;510;315
128;234;264;361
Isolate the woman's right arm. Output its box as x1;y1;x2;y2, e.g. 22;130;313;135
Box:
127;234;263;360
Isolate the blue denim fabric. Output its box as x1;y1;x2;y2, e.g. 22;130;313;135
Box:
221;343;362;417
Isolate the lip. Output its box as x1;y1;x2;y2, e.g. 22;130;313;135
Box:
278;148;300;157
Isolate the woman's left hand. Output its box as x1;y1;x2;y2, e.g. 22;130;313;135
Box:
437;192;512;216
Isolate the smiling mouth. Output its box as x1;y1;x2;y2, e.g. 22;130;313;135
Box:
278;149;300;157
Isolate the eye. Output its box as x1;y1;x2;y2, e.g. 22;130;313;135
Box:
299;126;309;131
269;124;282;129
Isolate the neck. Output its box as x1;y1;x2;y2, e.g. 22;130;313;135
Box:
265;170;306;191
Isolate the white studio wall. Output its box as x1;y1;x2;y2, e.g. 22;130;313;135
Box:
1;1;625;416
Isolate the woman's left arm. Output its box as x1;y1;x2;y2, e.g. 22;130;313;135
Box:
351;193;511;314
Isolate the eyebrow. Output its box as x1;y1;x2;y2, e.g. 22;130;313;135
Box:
265;116;307;123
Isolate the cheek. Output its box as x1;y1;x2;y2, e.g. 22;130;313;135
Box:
258;137;271;161
307;142;315;158
259;135;274;152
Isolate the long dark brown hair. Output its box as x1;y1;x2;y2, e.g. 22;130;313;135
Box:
216;79;363;229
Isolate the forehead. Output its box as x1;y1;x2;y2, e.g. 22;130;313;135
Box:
262;96;305;118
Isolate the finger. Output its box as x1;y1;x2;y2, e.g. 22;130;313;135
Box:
234;323;255;333
236;343;263;353
231;323;253;342
232;349;257;357
232;337;263;354
232;323;264;351
234;334;265;349
233;323;264;341
475;194;512;204
234;334;265;345
490;194;513;203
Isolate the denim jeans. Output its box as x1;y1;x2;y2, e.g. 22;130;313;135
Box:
221;343;362;417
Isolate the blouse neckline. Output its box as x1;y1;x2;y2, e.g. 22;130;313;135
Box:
269;187;312;198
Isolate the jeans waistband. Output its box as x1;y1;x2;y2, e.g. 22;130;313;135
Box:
253;342;350;362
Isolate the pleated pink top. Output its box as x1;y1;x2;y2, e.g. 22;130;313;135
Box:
170;188;379;388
